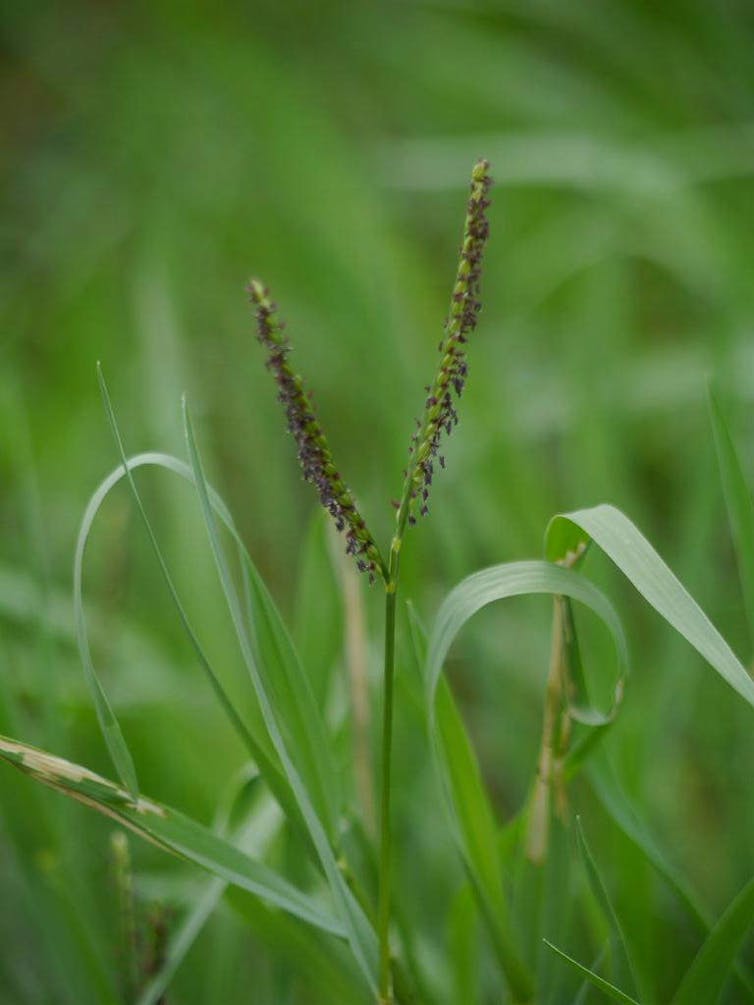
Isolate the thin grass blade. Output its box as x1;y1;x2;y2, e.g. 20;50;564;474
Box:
0;734;344;936
671;874;754;1005
74;446;317;844
543;940;640;1005
424;559;629;1002
546;504;754;708
96;367;289;780
182;400;378;990
74;471;139;796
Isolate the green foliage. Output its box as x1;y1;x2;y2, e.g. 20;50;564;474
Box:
3;3;754;1003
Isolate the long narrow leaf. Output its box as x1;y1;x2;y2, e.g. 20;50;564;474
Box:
671;874;754;1005
74;470;140;796
587;757;754;998
546;504;754;708
182;401;378;991
424;560;629;1001
0;734;343;937
543;940;640;1005
73;450;312;841
97;365;276;778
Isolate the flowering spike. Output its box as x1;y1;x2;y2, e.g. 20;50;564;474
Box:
248;279;385;583
394;159;492;532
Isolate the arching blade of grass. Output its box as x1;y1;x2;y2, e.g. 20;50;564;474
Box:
182;400;378;992
670;874;754;1005
560;594;623;776
73;448;313;842
96;367;282;780
546;504;754;709
94;370;327;851
543;940;640;1005
575;817;643;1001
708;386;754;653
0;734;344;936
424;560;629;1003
74;470;140;797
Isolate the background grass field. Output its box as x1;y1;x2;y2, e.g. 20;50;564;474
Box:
2;2;754;1002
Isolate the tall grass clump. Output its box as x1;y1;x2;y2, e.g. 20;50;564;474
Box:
1;160;753;1005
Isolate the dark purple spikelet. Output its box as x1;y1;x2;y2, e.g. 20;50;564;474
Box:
248;279;384;582
397;159;492;529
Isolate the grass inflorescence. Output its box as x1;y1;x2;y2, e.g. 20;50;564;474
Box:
248;278;385;583
400;157;492;527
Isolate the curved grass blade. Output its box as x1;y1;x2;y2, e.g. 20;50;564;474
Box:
0;734;344;937
424;560;629;1003
96;365;274;775
546;504;754;709
182;400;378;991
76;445;369;977
708;386;754;652
671;874;754;1005
74;448;311;841
173;407;341;842
543;940;640;1005
74;469;139;797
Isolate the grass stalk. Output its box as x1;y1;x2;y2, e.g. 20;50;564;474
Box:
377;551;399;1003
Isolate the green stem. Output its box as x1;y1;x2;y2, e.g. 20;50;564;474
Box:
377;542;400;1003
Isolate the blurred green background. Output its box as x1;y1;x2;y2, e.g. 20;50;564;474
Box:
2;2;754;1002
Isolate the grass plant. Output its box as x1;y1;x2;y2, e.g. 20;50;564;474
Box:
1;149;753;1005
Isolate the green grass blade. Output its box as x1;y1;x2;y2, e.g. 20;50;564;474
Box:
575;817;643;1000
238;547;341;840
96;365;273;772
447;883;481;1005
74;468;140;797
708;386;754;653
182;400;378;991
543;939;641;1005
424;559;629;1002
587;758;711;930
588;757;754;998
546;504;754;708
73;448;311;836
0;734;344;937
671;874;754;1005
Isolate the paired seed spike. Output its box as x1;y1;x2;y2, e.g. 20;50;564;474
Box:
248;159;491;575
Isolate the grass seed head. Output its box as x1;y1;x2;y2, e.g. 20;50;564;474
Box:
399;158;492;527
248;279;384;582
